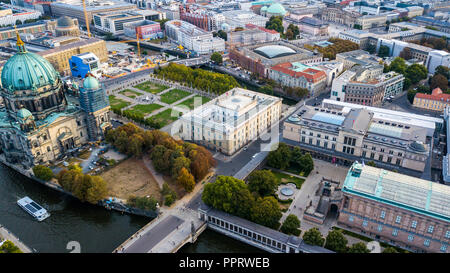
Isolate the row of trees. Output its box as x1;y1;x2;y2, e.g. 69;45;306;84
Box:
154;63;240;95
202;175;282;229
407;65;450;104
410;37;449;51
267;143;314;176
127;195;158;211
56;164;108;204
304;38;359;60
302;227;401;253
105;123;215;192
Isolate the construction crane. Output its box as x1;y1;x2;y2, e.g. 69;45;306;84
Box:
82;0;91;38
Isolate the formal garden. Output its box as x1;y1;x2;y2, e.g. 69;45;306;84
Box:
176;96;211;110
160;88;191;104
119;89;143;99
133;81;169;94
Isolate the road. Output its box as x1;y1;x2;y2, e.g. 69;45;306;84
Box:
122;215;184;253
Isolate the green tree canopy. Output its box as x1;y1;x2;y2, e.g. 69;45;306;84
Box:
250;196;282;229
348;242;370;253
302;227;325;246
388;57;407;74
280;214;301;236
265;16;284;34
177;167;196;192
382;247;399;253
405;64;428;84
247;170;278;197
32;165;53;181
377;45;390;58
435;65;449;79
325;229;348;253
267;143;292;170
0;240;22;253
211;52;223;65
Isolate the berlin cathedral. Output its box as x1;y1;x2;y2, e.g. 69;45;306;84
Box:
0;34;111;168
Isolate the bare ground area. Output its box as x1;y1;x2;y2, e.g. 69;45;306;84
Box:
100;158;162;201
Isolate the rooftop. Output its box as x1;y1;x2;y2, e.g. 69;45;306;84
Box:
343;163;450;222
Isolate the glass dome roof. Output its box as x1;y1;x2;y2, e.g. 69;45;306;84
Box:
254;45;296;59
266;3;286;16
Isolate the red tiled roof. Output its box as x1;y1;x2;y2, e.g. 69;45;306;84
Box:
415;89;450;102
271;62;326;83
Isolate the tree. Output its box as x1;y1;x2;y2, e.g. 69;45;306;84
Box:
299;153;314;176
247;170;278;197
285;29;294;40
435;65;449;80
265;16;284;34
406;64;428;84
366;161;376;167
85;176;108;204
267;143;292;170
202;176;252;216
177;167;196;192
407;89;417;104
366;44;376;54
388;57;407;75
250;196;282;229
430;74;448;91
348;242;370;253
0;240;22;253
32;165;53;181
302;228;325;246
211;52;223;65
325;229;348;253
280;214;301;236
217;30;227;41
399;47;412;60
382;247;399;253
377;45;390;58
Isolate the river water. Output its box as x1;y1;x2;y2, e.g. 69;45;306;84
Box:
0;164;262;253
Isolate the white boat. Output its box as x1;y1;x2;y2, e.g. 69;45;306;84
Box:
17;197;50;221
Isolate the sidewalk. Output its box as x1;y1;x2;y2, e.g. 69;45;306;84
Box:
0;224;33;253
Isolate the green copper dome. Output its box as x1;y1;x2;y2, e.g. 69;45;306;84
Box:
82;75;99;90
1;36;59;92
261;6;268;11
267;3;286;16
17;108;33;119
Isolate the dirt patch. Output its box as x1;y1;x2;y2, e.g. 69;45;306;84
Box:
100;158;162;202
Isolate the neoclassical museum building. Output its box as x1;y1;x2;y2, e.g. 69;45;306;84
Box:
0;34;111;168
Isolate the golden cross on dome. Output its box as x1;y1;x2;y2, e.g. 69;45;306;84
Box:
14;25;25;49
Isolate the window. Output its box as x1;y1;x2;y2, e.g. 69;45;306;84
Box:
377;225;382;232
349;215;354;222
380;211;386;219
441;244;448;253
445;230;450;239
424;239;430;247
392;229;398;236
395;215;401;224
427;225;434;233
362;220;368;227
408;235;414;242
411;220;417;229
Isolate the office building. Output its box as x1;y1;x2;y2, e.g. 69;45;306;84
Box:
282;99;442;174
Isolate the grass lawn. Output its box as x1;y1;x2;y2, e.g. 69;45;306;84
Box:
133;81;168;94
176;96;211;110
147;108;181;127
119;89;142;99
127;103;163;116
271;170;305;189
160;88;191;104
109;95;131;110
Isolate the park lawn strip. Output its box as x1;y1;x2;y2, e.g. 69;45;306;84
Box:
133;81;168;94
271;170;305;189
109;95;131;110
176;96;211;110
119;89;142;99
147;108;180;128
128;103;163;116
160;88;191;104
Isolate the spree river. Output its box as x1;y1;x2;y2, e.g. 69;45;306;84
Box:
0;164;262;253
